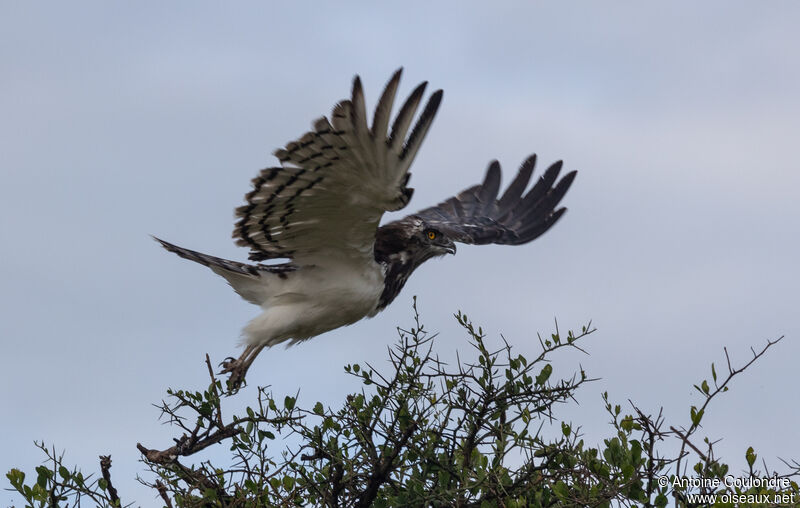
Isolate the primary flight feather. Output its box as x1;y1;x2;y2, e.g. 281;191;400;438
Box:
156;69;577;388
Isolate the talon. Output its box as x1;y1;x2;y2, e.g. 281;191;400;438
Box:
226;370;247;392
218;358;248;392
216;344;265;394
218;356;237;372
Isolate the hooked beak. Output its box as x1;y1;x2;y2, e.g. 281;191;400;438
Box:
444;241;456;255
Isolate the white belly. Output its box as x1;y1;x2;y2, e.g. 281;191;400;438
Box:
242;258;385;347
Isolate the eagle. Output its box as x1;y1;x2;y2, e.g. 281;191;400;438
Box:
156;69;576;389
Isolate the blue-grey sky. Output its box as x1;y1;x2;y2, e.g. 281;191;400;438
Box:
3;2;799;505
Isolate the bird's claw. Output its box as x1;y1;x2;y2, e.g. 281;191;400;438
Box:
218;356;237;371
218;357;247;393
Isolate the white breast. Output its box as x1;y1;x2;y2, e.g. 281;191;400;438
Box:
241;254;385;347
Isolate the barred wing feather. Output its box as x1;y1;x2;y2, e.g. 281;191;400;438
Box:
234;69;443;262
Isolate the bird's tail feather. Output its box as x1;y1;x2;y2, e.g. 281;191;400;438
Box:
153;236;275;305
153;236;261;276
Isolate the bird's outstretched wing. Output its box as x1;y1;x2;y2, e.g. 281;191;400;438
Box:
233;69;443;262
404;154;577;245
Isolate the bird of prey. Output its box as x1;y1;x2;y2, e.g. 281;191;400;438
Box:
156;69;576;389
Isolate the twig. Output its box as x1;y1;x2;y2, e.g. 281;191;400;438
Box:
99;455;120;505
155;480;174;508
670;426;709;463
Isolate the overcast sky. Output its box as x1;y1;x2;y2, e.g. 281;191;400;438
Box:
3;2;799;505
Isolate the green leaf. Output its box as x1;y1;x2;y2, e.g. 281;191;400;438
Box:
622;463;634;480
6;469;25;490
284;396;296;411
535;364;553;386
620;415;634;432
313;402;324;415
553;480;569;500
746;446;757;467
690;406;704;426
35;466;51;488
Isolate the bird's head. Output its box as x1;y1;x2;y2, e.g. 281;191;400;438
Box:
421;226;456;256
418;225;456;258
374;218;456;271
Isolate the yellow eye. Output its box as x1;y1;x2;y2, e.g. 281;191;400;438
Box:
427;231;436;240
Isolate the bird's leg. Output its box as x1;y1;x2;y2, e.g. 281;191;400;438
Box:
219;343;266;392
